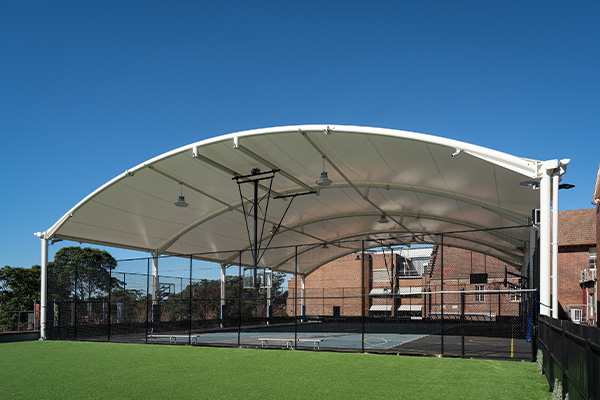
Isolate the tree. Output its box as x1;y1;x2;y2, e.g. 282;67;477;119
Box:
0;265;40;331
161;270;290;323
49;247;120;300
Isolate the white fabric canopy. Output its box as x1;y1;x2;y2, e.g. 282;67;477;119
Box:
370;305;392;312
369;288;393;296
397;287;423;295
41;125;543;275
398;305;423;312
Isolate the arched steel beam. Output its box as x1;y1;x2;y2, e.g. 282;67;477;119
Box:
218;209;498;267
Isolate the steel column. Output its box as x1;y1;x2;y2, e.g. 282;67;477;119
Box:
539;169;552;317
40;237;48;340
552;172;559;318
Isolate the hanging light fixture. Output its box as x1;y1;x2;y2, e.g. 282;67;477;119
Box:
174;183;189;207
559;183;575;190
316;156;332;186
378;214;389;224
519;181;540;190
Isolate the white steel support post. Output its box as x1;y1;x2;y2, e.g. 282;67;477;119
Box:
539;164;553;317
220;264;226;327
552;172;560;318
266;285;272;325
301;275;306;322
152;254;159;305
40;236;48;340
151;254;159;331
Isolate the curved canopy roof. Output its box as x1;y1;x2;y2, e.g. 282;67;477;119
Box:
42;125;544;275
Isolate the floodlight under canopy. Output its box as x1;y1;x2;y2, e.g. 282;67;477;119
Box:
316;156;332;186
378;214;389;224
174;184;189;207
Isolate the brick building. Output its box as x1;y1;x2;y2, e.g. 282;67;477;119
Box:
579;164;600;326
287;253;367;317
287;247;433;318
557;209;596;324
286;205;598;325
426;247;523;321
287;245;526;321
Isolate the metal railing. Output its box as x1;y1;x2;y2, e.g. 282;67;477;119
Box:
580;268;597;284
538;315;600;400
0;308;39;333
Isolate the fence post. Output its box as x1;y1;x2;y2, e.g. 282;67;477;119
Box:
294;246;298;347
498;292;501;319
461;290;465;358
561;320;567;399
74;261;78;340
441;233;444;356
547;318;554;392
528;293;535;361
361;240;365;353
108;266;112;341
238;251;242;347
586;325;597;400
189;255;192;345
145;258;150;344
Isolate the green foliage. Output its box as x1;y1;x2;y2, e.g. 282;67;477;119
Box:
159;271;289;322
0;265;40;307
0;265;41;331
49;247;121;300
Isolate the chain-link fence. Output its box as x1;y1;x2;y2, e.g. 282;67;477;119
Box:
45;225;537;360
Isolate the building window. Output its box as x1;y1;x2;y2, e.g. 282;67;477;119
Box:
590;248;597;269
475;285;485;302
510;291;521;302
570;308;582;323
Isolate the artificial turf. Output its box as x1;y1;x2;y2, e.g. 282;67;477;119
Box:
0;341;550;399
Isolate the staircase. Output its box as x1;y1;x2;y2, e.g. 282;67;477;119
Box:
428;246;439;278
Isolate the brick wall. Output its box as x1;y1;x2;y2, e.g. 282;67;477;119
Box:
597;203;600;255
427;246;522;319
557;246;588;319
287;254;369;316
287;245;521;320
556;208;595;321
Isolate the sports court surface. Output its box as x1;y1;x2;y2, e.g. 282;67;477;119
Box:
143;319;533;360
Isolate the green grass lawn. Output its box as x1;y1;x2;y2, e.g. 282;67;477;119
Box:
0;341;549;399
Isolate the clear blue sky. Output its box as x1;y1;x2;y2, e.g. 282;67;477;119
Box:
1;1;598;269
